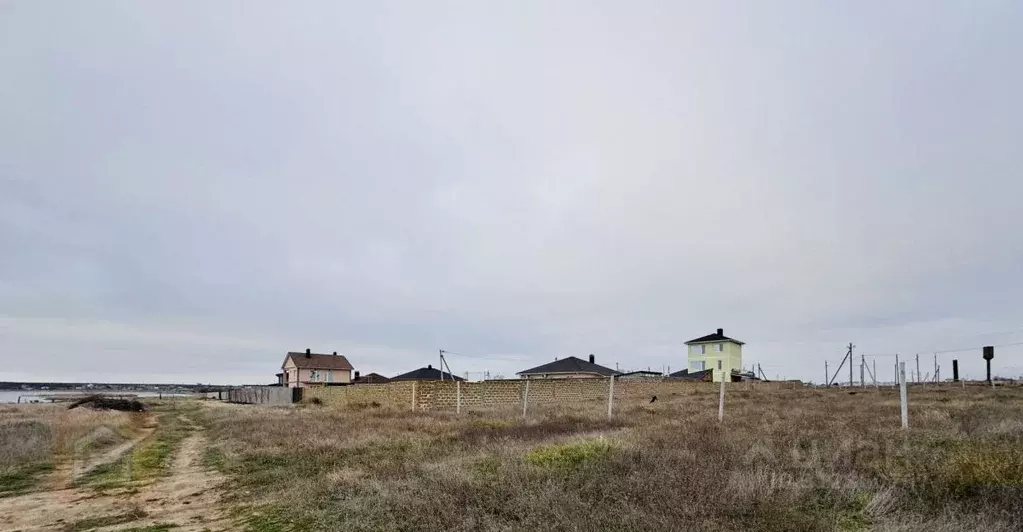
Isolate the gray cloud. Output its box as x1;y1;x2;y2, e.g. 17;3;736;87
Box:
2;2;1022;384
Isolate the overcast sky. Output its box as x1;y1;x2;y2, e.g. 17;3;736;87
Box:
2;2;1022;384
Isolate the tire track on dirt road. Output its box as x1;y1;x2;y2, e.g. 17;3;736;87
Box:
0;415;234;532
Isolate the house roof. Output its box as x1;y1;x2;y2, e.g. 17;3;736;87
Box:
353;372;391;384
283;351;354;371
685;328;744;345
668;369;715;381
391;365;465;381
517;356;618;377
617;370;663;377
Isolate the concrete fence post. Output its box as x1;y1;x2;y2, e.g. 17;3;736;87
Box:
522;379;530;419
607;375;615;418
899;362;909;429
456;380;461;414
411;382;417;412
718;379;726;422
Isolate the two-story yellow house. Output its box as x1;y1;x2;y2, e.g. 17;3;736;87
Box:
685;328;744;382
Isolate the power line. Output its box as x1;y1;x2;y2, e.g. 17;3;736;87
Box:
860;341;1023;359
438;349;523;362
929;341;1023;355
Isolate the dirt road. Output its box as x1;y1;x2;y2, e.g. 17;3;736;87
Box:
0;416;233;531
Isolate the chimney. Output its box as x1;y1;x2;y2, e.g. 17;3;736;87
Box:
305;348;311;358
354;371;360;380
588;354;595;364
428;364;433;369
717;328;723;336
333;351;337;356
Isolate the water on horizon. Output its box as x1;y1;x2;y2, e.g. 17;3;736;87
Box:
0;390;192;404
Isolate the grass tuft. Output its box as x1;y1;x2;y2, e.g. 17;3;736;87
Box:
525;439;616;469
115;524;178;532
0;462;53;497
64;506;147;531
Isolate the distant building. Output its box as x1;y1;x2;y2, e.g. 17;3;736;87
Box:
280;349;355;388
352;372;391;384
616;370;664;380
685;328;744;383
391;365;465;381
516;354;618;379
667;368;714;382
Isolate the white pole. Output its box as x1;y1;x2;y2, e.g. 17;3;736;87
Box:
899;362;908;429
411;382;417;412
718;378;726;422
456;380;461;414
522;379;530;419
607;376;615;418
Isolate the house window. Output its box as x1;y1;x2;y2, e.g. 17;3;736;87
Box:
695;361;705;371
694;345;705;355
715;344;723;352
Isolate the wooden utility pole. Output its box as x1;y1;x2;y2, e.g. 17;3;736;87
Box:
916;353;921;384
873;359;877;388
860;354;865;387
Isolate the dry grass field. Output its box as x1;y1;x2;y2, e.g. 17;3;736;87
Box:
0;403;149;497
195;384;1023;532
0;401;235;532
1;386;1021;531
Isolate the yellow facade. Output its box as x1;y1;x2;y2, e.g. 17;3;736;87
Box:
687;341;742;382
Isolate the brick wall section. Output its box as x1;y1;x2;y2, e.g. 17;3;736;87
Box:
305;379;803;411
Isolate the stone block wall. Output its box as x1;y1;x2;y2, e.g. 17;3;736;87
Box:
305;382;416;410
304;378;803;412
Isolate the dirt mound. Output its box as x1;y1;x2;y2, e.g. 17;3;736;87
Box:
67;395;148;412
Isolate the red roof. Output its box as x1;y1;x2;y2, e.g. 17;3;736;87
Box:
283;351;354;371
